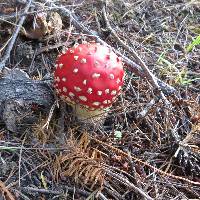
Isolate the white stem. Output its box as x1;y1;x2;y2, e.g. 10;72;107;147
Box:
71;103;109;122
60;96;109;123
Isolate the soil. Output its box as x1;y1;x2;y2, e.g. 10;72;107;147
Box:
0;0;199;200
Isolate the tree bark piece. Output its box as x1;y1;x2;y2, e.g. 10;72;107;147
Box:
0;68;54;132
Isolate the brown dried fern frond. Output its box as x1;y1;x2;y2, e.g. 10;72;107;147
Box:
56;132;106;189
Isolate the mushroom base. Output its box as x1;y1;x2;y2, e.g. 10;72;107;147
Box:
71;103;110;123
60;96;110;123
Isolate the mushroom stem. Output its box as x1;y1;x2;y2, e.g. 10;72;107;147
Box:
71;103;109;122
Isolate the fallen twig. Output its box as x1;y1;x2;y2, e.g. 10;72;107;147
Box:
0;0;32;71
21;186;90;198
92;137;200;186
102;6;170;106
136;99;156;119
106;170;154;200
48;1;177;97
21;186;108;200
0;181;15;200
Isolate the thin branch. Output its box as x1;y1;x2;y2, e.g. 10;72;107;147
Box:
0;181;15;200
18;136;25;188
0;0;32;71
92;137;200;186
48;2;177;97
50;2;145;77
102;6;170;106
21;186;90;197
106;170;154;200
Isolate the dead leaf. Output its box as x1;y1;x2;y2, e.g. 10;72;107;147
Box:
22;12;62;40
22;12;48;39
47;12;62;34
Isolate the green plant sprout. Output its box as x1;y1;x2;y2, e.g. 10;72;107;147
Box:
175;69;200;86
157;53;200;86
114;131;122;140
157;52;178;77
186;35;200;52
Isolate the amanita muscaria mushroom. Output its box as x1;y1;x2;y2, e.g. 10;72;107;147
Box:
53;42;124;121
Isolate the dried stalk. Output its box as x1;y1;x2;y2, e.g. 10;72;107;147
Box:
47;1;177;97
0;0;32;71
102;6;170;106
92;137;200;186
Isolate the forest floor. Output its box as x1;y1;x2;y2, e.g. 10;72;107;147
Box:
0;0;200;199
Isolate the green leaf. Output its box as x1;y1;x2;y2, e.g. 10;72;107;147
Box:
175;69;200;86
114;131;122;139
186;35;200;52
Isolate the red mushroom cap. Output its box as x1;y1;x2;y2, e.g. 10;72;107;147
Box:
54;42;124;110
